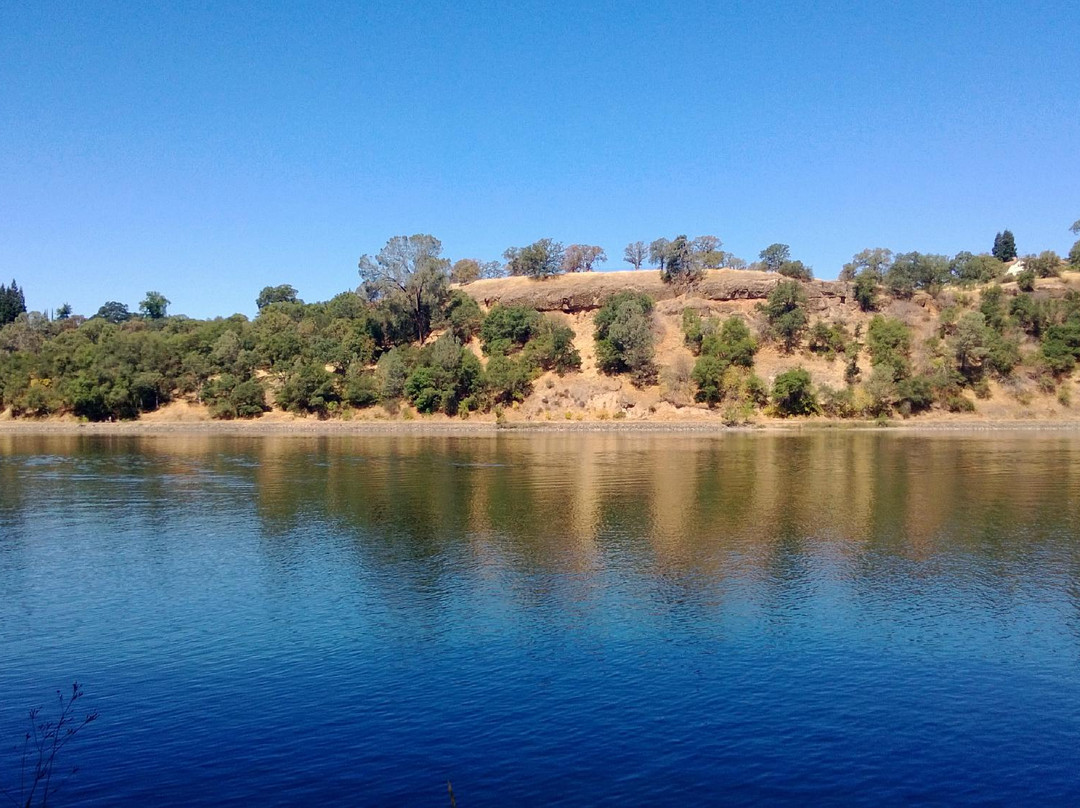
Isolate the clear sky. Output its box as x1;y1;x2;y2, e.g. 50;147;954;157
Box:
2;1;1078;319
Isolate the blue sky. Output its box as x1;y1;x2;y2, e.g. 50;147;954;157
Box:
2;1;1078;318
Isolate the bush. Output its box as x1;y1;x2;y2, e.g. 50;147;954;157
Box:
866;316;911;379
1070;241;1080;269
277;361;339;415
771;368;817;416
480;305;541;355
523;317;581;374
691;355;726;405
1026;251;1062;279
807;320;850;360
759;280;808;352
485;354;533;404
594;291;657;386
1015;268;1036;292
701;316;757;367
854;272;877;311
443;290;484;343
203;374;267;419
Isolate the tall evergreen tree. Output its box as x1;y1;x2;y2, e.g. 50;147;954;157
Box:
0;279;27;325
992;230;1017;262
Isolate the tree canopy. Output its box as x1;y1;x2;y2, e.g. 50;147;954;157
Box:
359;234;450;342
0;280;26;326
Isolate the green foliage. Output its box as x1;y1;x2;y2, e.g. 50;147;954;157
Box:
1010;292;1046;336
1015;268;1036;292
343;364;379;408
402;335;484;415
1041;317;1080;375
277;361;339;415
484;354;533;404
503;238;564;279
866;316;911;379
771;368;817;416
895;375;935;415
358;234;450;342
1026;251;1062;278
95;301;131;323
853;272;877;311
480;304;541;355
950;311;992;381
978;285;1007;332
523;317;581;374
443;290;483;343
658;235;701;283
840;248;892;282
203;374;267;419
681;308;705;354
0;279;27;326
759;243;791;273
886;252;950;297
139;291;170;320
691;355;726;405
950;252;1004;284
375;347;410;402
594;291;657;385
807;320;850;359
561;244;607;273
1069;241;1080;269
759;280;808;352
256;284;300;309
992;230;1017;262
777;259;813;280
701;316;757;367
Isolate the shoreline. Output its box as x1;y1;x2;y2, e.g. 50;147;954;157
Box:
3;417;1080;436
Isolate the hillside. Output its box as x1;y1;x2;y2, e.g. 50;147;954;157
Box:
445;270;1080;425
5;268;1080;427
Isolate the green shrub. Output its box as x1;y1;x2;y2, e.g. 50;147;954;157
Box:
759;281;808;352
1015;268;1036;292
480;304;541;355
594;291;657;386
523;317;581;374
771;367;818;416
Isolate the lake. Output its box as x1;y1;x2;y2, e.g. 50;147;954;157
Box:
2;431;1079;805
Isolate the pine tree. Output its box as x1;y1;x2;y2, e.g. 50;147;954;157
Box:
992;230;1017;262
0;279;27;325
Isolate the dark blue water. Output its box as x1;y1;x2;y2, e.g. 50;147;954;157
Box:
2;432;1079;805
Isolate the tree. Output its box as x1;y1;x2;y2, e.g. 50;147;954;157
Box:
1070;241;1080;269
950;252;1004;284
0;279;27;326
854;272;877;311
139;291;170;320
759;243;791;273
886;252;950;296
992;230;1017;262
659;235;701;283
692;235;725;268
950;311;991;380
840;249;892;282
778;260;813;280
256;284;300;310
503;239;564;279
359;234;451;342
759;280;808;352
624;241;647;270
451;258;503;284
451;259;481;284
648;238;671;271
55;303;73;320
95;301;131;323
866;315;911;379
1071;220;1080;236
771;368;818;416
561;244;607;273
1025;251;1062;278
594;291;657;385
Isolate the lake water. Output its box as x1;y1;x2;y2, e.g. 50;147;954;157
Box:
2;431;1079;805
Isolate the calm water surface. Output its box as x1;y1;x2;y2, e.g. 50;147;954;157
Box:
1;432;1079;805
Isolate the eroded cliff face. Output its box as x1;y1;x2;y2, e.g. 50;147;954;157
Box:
461;269;861;314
